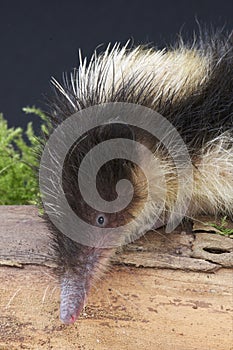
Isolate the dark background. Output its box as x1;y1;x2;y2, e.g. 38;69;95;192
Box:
0;0;232;132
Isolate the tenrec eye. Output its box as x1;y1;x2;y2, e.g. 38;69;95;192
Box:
97;215;105;226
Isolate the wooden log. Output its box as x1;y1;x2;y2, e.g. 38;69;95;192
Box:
0;206;232;350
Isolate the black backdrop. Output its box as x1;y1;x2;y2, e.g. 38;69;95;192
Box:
0;0;232;131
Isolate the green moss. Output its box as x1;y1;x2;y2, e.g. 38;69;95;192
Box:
0;107;49;205
208;216;233;237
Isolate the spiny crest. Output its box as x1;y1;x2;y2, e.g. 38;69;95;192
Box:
50;38;208;118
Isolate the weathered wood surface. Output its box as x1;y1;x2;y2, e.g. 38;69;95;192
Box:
0;206;232;350
1;206;233;270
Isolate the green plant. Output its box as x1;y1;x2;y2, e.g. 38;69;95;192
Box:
208;216;233;237
0;107;48;205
